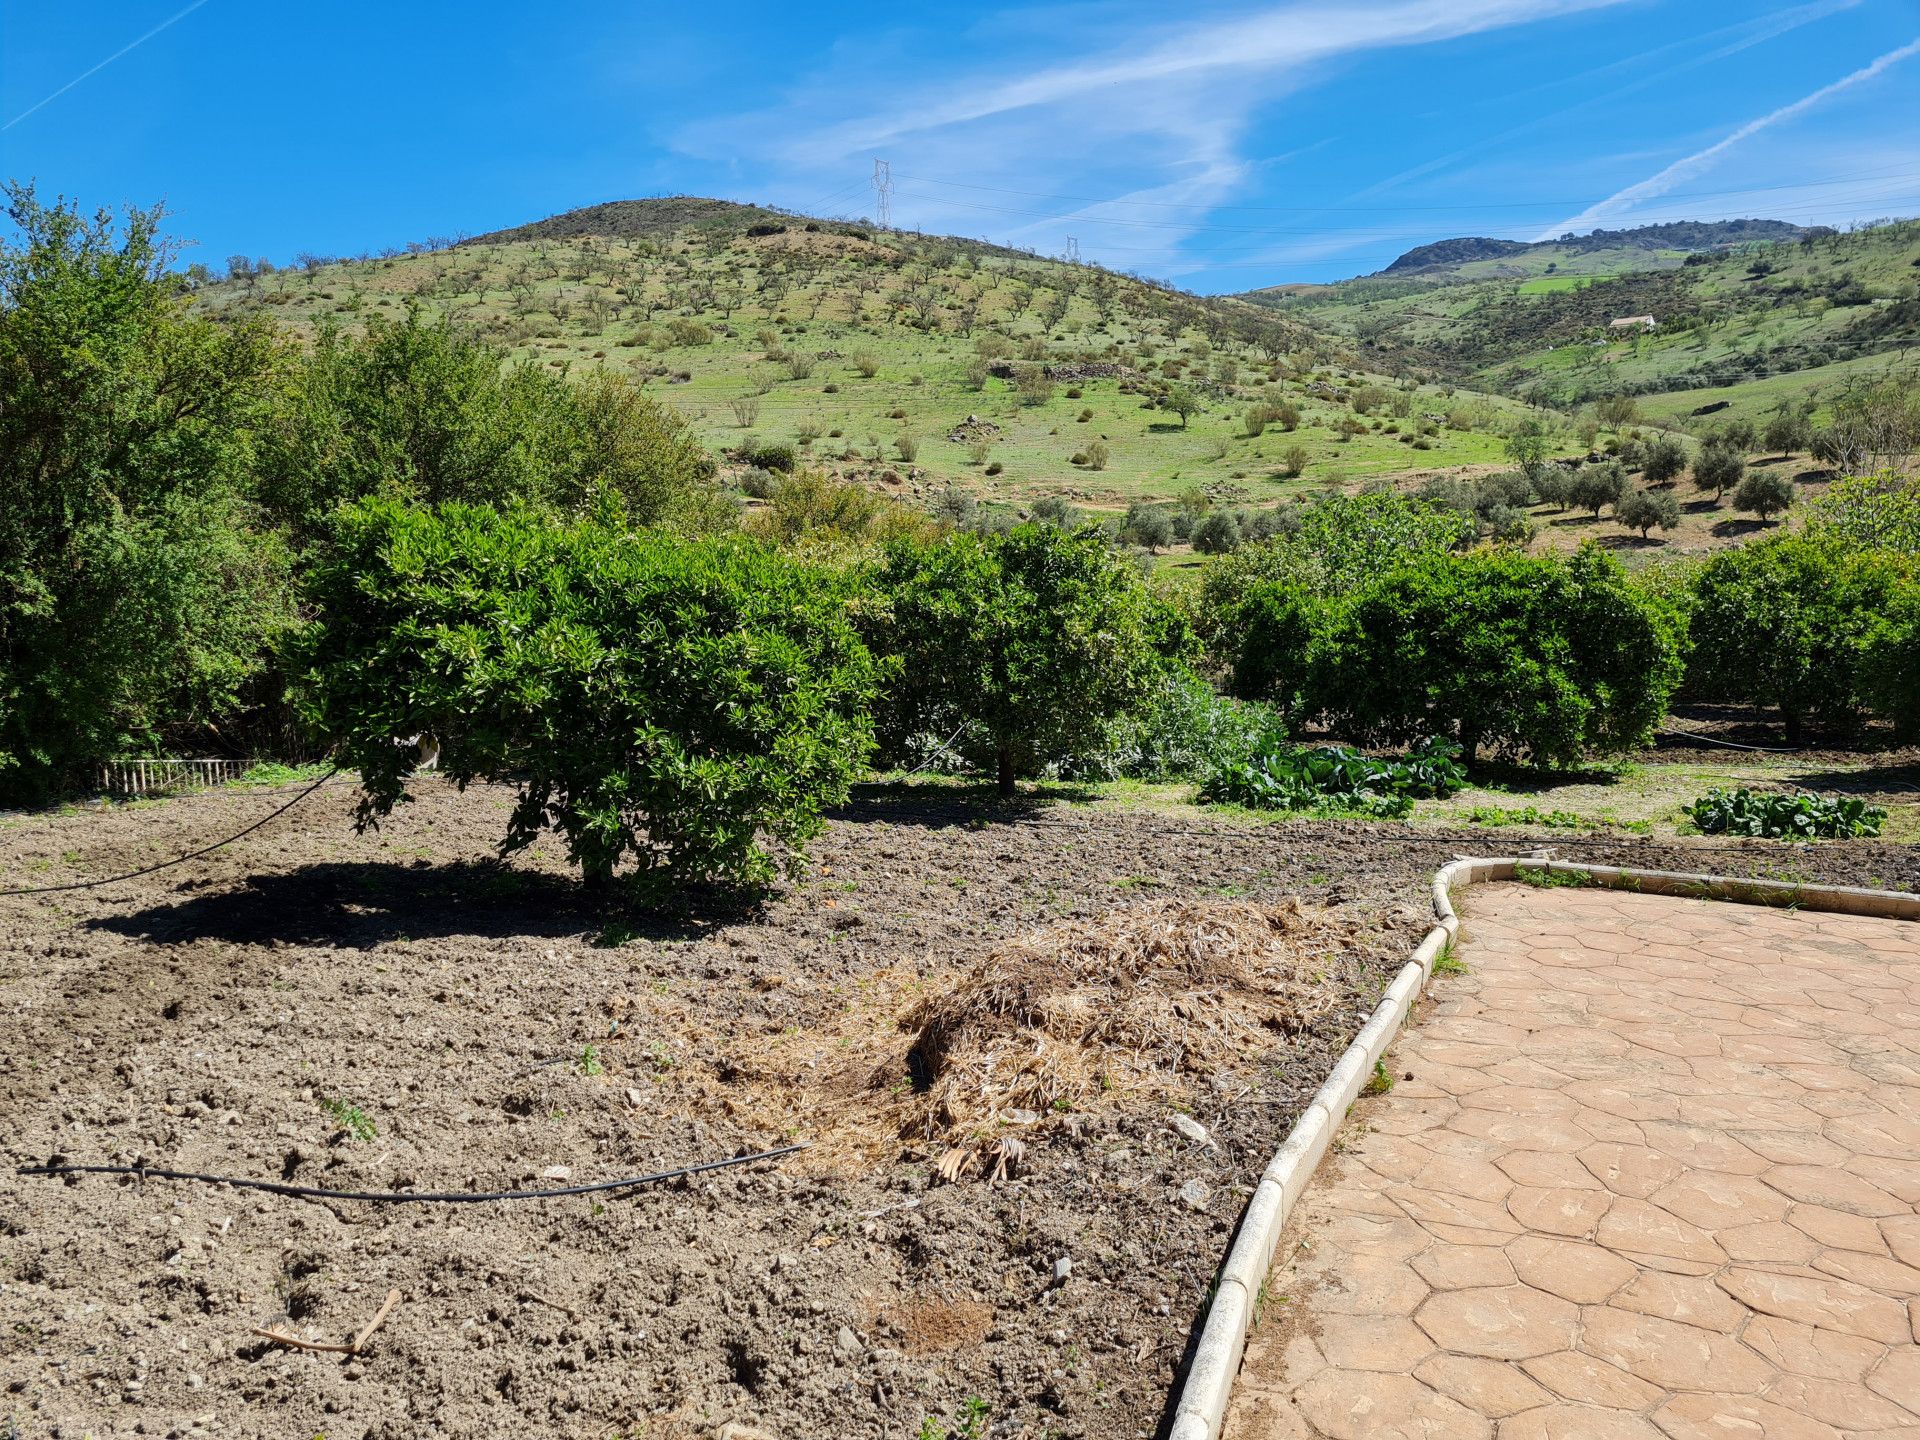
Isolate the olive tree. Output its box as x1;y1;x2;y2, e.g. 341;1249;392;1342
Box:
1617;487;1681;538
1733;470;1795;524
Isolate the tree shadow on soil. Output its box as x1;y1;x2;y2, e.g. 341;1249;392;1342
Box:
86;859;754;949
1789;759;1920;798
833;779;1096;829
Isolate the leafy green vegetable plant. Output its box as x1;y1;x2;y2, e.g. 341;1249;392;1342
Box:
1199;735;1464;816
1687;787;1885;840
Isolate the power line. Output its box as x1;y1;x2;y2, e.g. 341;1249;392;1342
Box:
872;159;893;230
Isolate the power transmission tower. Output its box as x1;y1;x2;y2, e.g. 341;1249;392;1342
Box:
1064;236;1081;264
871;159;893;229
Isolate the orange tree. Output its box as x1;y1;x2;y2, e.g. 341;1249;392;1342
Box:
298;495;880;892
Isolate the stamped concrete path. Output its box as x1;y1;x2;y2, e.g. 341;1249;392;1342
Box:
1226;881;1920;1439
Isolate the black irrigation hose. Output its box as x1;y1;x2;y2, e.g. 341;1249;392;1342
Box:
17;1142;808;1204
0;766;340;898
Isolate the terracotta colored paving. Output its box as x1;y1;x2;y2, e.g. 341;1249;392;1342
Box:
1227;882;1920;1440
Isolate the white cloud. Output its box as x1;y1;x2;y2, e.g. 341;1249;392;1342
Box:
677;0;1629;276
1536;35;1920;238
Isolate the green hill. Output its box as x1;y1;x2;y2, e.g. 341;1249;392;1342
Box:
194;197;1548;515
1241;218;1919;424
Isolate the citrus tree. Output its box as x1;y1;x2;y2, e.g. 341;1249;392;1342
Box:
299;496;881;891
873;524;1183;794
1319;546;1685;768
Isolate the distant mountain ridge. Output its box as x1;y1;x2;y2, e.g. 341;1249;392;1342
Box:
1379;218;1822;276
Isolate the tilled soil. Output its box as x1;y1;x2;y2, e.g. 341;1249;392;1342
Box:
1;779;1913;1440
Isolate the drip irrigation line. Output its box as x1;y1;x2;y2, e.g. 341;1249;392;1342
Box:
0;766;340;898
1657;727;1799;753
17;1142;808;1204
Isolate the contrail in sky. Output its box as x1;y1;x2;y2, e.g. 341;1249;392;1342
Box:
4;0;214;132
1539;35;1920;238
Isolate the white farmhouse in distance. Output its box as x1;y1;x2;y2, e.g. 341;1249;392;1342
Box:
1609;314;1656;332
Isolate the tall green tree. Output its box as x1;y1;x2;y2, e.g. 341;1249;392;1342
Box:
254;307;723;546
0;185;293;800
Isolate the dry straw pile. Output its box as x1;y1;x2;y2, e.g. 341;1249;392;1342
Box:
900;898;1369;1138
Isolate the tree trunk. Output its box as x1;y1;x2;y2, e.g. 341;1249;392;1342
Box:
582;857;614;894
996;745;1016;798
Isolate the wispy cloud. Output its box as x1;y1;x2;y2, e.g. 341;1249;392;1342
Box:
1350;0;1861;200
3;0;214;132
1536;35;1920;238
679;0;1629;275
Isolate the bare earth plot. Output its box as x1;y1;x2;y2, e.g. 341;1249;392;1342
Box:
1228;882;1920;1440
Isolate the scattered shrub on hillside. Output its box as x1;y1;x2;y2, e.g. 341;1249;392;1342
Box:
730;395;760;427
1733;470;1794;523
872;525;1184;794
299;496;880;891
1688;788;1885;840
895;432;919;463
665;316;712;346
745;469;931;551
1192;510;1243;555
1617;487;1681;538
739;466;782;500
742;438;798;472
1014;364;1054;407
1086;438;1110;471
1279;444;1309;477
851;350;880;378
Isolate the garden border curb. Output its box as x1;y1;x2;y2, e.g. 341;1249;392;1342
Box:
1164;855;1919;1440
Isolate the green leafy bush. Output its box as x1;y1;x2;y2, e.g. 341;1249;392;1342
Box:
1320;547;1685;768
1056;668;1275;782
1200;736;1465;818
1686;534;1915;742
872;524;1184;794
256;307;722;546
1687;788;1886;840
299;497;880;891
0;185;296;801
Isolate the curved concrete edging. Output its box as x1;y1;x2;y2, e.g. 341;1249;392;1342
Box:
1164;855;1919;1440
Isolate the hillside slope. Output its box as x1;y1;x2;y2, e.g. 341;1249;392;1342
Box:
1243;218;1919;421
195;198;1549;510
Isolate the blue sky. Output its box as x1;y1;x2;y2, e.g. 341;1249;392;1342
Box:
3;0;1917;293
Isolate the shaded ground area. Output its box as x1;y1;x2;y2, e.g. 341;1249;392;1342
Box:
1;782;1914;1439
1229;882;1920;1439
